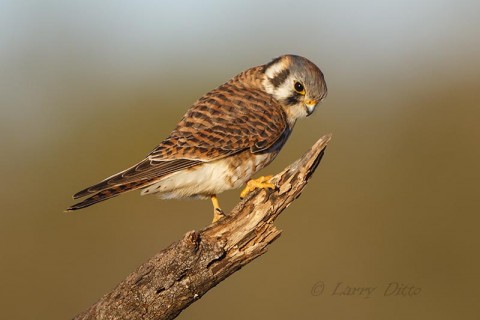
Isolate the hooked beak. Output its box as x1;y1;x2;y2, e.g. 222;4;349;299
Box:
304;100;318;116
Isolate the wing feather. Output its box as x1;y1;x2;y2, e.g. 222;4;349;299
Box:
149;84;288;162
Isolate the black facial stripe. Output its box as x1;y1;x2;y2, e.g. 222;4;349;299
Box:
269;69;290;88
285;93;300;106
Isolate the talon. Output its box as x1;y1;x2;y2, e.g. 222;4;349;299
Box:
212;210;225;223
211;195;224;223
240;175;276;199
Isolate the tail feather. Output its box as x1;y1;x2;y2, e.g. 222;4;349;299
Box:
66;179;155;211
72;167;134;200
72;158;198;200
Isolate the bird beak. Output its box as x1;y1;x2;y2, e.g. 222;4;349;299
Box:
305;100;318;116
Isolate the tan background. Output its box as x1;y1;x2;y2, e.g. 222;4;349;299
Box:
1;1;479;319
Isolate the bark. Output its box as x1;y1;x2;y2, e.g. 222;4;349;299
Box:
74;134;332;320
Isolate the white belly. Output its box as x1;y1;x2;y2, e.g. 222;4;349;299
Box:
140;151;273;199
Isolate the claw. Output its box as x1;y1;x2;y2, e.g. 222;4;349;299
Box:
240;175;276;199
211;195;225;223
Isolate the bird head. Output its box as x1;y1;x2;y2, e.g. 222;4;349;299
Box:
262;55;327;123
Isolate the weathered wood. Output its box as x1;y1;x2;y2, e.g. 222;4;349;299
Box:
74;134;332;320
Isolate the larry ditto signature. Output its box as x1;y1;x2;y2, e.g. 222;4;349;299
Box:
311;281;422;299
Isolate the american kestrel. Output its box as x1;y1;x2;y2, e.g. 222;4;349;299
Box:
67;54;327;222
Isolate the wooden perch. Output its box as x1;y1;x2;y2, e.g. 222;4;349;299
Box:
74;134;332;320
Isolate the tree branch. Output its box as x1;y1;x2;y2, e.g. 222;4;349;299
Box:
74;134;332;320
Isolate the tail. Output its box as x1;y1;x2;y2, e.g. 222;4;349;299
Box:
65;179;155;211
66;157;199;211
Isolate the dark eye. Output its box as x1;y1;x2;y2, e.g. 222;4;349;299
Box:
294;81;305;94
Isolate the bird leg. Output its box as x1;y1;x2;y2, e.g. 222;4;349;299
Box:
210;194;225;223
240;175;276;199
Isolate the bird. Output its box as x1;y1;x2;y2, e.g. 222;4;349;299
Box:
67;54;327;222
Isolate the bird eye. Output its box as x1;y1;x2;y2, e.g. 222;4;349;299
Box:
294;81;305;95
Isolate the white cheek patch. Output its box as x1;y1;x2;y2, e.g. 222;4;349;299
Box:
274;78;294;100
263;59;291;96
265;61;286;79
263;74;295;101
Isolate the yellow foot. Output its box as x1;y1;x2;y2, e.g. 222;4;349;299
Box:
240;175;276;199
211;195;225;223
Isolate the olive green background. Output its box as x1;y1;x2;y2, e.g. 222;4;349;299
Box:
1;1;479;319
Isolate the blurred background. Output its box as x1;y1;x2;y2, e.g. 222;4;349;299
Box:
1;1;479;319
